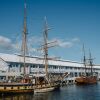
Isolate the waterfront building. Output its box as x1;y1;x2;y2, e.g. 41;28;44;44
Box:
0;53;100;83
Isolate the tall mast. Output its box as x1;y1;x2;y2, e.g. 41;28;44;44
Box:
43;16;49;80
83;44;86;75
89;50;93;76
21;0;28;76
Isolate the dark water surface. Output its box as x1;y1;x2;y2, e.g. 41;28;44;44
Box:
0;83;100;100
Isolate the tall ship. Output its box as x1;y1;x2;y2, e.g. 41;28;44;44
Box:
0;0;34;94
75;45;97;84
34;17;60;93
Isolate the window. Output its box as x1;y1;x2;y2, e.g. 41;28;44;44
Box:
66;66;69;69
70;72;74;77
4;87;6;90
18;87;20;89
11;86;13;89
75;72;77;77
24;86;27;89
79;72;81;76
39;65;44;68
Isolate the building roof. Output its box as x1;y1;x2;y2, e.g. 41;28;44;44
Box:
0;53;100;69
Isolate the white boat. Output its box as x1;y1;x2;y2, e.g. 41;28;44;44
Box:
34;85;55;93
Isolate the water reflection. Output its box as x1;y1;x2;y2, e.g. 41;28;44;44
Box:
0;94;33;100
0;90;61;100
1;83;100;100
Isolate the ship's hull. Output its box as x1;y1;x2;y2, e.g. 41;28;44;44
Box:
34;84;60;93
0;83;34;95
75;76;97;84
34;86;55;93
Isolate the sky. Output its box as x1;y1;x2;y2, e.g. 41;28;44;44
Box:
0;0;100;64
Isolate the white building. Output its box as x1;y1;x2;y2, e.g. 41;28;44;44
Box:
0;53;100;82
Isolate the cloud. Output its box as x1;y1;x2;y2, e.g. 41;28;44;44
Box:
0;35;42;55
0;36;13;49
0;35;80;55
71;38;80;42
49;38;80;48
28;36;43;44
0;35;20;53
30;37;80;49
27;36;43;53
57;39;73;48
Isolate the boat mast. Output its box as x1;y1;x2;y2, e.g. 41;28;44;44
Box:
21;0;28;76
89;50;93;76
43;17;49;80
83;44;87;75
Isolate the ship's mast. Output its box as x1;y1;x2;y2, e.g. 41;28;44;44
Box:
43;17;49;80
21;0;28;76
83;44;87;75
89;50;93;76
38;17;57;82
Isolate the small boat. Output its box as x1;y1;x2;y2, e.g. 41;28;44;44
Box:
33;75;60;93
34;82;59;93
75;45;97;84
34;86;59;93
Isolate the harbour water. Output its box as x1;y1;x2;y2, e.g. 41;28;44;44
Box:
1;82;100;100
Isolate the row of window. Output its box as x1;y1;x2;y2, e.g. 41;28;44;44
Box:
8;63;100;72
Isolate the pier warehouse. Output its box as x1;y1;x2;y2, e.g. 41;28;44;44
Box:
0;53;100;83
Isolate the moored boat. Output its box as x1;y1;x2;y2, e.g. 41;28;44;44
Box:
75;45;97;84
0;0;34;94
75;76;97;84
34;17;60;93
0;82;34;94
34;83;59;93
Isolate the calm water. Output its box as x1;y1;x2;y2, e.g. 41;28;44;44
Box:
1;83;100;100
